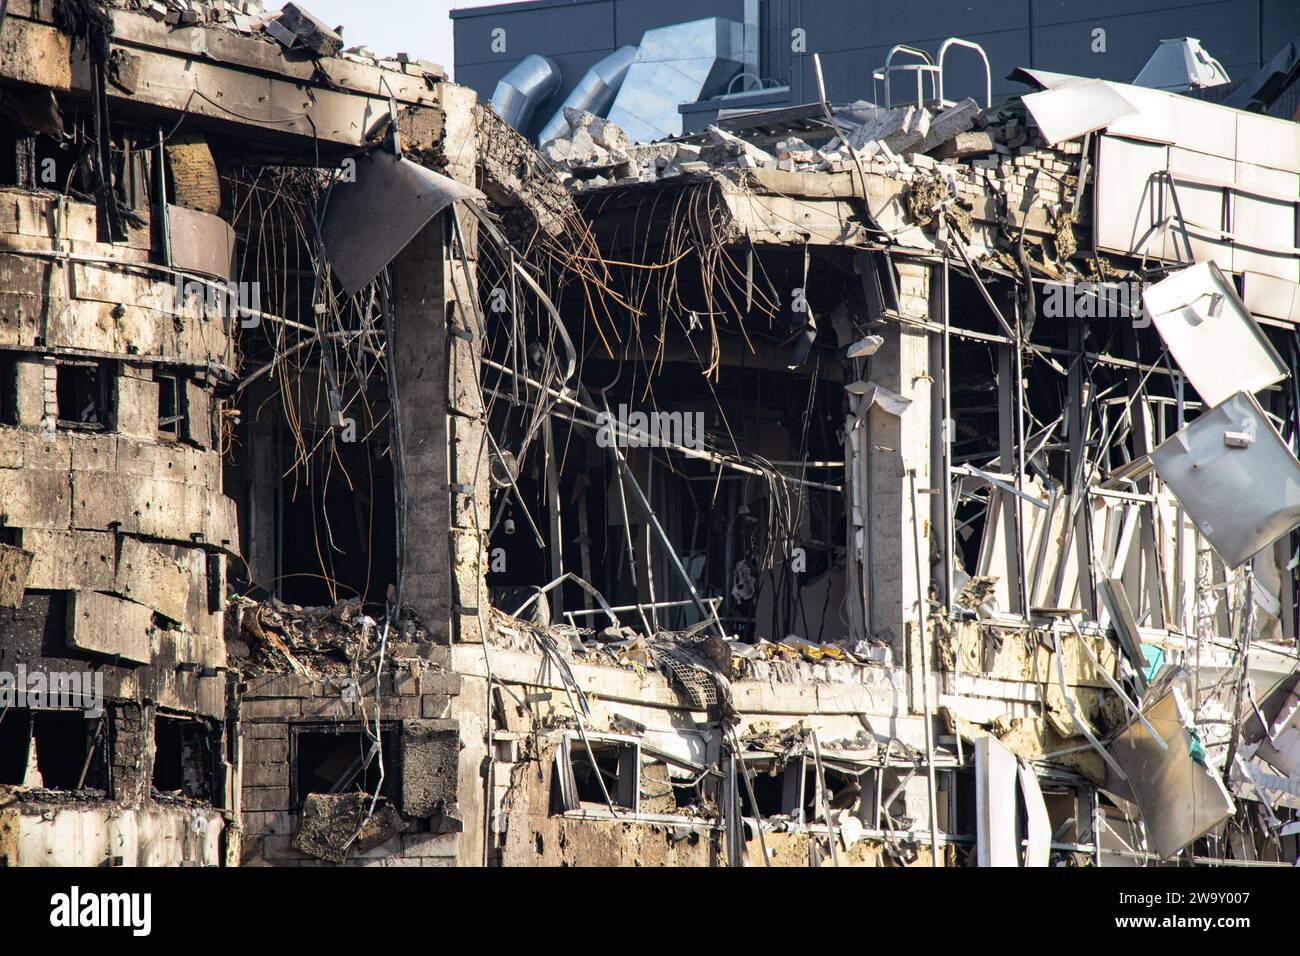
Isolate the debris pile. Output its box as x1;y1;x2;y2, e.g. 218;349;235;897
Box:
541;90;1081;260
227;596;431;677
540;108;702;189
490;607;892;691
292;793;405;863
118;0;269;29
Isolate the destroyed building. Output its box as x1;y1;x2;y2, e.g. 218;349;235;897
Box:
1;0;1299;869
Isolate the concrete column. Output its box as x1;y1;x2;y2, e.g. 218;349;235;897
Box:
865;260;934;662
243;376;279;595
12;356;46;428
389;218;452;639
445;231;489;644
388;215;488;645
389;83;489;644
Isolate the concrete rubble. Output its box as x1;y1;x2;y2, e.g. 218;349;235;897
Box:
1;3;1299;870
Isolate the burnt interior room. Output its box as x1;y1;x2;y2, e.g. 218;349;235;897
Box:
0;708;106;792
275;428;397;609
152;714;216;801
220;162;399;611
480;193;852;643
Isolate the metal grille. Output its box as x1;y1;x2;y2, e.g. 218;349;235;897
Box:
655;644;720;708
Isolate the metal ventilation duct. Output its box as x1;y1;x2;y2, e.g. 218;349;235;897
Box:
491;54;561;133
606;17;745;143
538;46;638;145
1134;38;1230;92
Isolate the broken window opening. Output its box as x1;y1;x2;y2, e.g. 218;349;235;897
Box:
736;757;786;819
206;553;224;614
291;724;400;809
805;762;860;823
669;775;706;812
0;120;21;187
1039;780;1086;850
0;707;31;784
0;355;18;426
55;360;115;432
551;734;639;813
152;713;216;801
732;754;866;825
0;708;107;791
636;757;699;815
945;766;977;840
156;371;183;437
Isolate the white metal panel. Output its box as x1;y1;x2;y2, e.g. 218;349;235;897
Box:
974;736;1018;867
1151;391;1300;568
1016;761;1051;867
1242;271;1300;324
1142;261;1287;408
1104;83;1237;158
1021;80;1137;145
1095;136;1170;258
1109;683;1236;860
1102;84;1178;145
1236;110;1300;175
1163;147;1233;267
1232;161;1300;281
1009;67;1088;90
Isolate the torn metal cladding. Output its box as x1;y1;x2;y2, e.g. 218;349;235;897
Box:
2;7;1299;870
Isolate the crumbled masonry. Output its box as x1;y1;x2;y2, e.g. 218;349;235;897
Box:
2;4;1299;868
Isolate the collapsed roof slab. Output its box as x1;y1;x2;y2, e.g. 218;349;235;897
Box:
592;163;1062;252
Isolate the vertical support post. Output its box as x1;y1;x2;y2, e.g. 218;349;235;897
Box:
910;469;943;867
542;418;565;622
1012;294;1030;616
390;217;453;637
941;259;953;614
997;345;1025;614
1066;316;1096;615
1122;322;1165;629
865;260;933;659
1091;785;1103;866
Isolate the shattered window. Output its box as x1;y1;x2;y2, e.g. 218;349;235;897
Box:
55;360;115;432
552;735;639;812
157;371;181;437
736;758;787;819
291;725;400;809
152;714;216;802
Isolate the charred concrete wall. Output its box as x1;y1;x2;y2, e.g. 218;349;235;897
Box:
0;177;238;864
0;0;395;867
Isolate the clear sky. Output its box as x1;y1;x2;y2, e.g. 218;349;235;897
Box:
269;1;504;79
